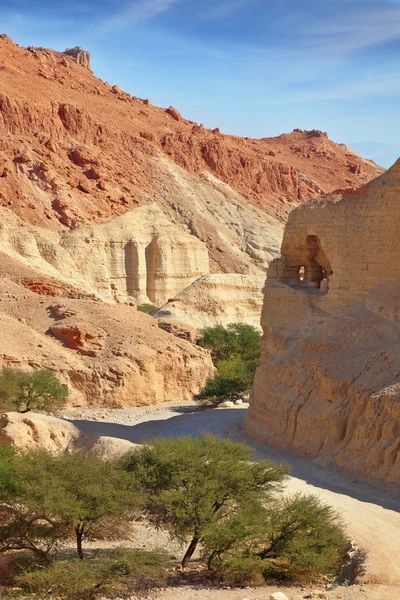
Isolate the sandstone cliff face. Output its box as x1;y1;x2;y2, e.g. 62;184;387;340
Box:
244;161;400;484
0;205;209;305
154;274;264;330
0;279;214;408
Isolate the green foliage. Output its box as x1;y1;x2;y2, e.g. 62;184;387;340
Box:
15;549;169;600
0;447;138;559
197;323;261;364
0;446;69;556
196;324;261;405
0;367;68;413
123;434;289;567
138;303;158;315
212;555;266;587
196;355;256;405
203;493;348;584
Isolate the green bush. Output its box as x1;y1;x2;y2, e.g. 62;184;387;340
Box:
203;493;348;584
197;323;261;364
123;434;289;568
196;355;256;405
15;549;169;599
196;324;261;405
213;555;266;587
0;367;68;413
137;303;158;315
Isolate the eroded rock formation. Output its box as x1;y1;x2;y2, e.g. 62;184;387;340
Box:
0;279;214;408
154;274;265;330
0;205;209;306
0;412;137;456
244;161;400;484
64;46;91;70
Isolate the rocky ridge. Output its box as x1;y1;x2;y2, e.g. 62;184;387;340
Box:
154;274;265;330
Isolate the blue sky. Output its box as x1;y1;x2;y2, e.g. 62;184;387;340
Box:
2;0;400;167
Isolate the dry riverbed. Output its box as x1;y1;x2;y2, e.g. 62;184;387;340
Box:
60;401;400;600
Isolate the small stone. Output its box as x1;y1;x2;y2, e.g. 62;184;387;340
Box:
234;399;243;405
270;593;288;600
219;400;234;408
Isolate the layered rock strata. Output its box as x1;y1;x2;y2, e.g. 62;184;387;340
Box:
0;205;209;305
244;161;400;483
155;274;265;330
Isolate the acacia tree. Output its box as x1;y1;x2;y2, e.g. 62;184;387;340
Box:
0;446;69;556
50;452;138;559
0;447;138;560
123;434;289;568
0;367;68;413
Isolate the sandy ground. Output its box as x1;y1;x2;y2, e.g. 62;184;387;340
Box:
61;402;400;600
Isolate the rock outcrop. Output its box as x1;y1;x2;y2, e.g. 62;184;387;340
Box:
0;279;214;408
244;161;400;484
0;412;137;457
0;204;209;306
64;46;91;70
155;274;265;330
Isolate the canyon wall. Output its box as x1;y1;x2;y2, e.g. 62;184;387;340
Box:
0;205;209;306
244;161;400;483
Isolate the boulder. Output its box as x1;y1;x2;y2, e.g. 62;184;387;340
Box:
0;412;137;457
166;106;182;121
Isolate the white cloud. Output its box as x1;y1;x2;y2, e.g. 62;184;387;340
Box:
289;73;400;102
300;5;400;54
97;0;182;32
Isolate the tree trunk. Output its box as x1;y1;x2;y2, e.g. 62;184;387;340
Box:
76;525;84;560
181;531;200;568
207;550;218;570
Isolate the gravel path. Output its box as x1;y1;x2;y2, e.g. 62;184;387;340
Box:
61;401;400;600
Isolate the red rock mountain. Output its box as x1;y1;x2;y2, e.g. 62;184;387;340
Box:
0;34;382;233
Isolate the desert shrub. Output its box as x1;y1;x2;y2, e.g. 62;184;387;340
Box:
138;303;158;315
0;367;68;413
0;552;48;587
15;548;169;599
0;447;69;556
203;493;348;584
197;323;261;364
0;447;138;559
195;355;255;405
195;323;261;405
122;434;289;568
212;555;266;587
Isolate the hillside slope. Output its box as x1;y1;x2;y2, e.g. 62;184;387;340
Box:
0;34;382;276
